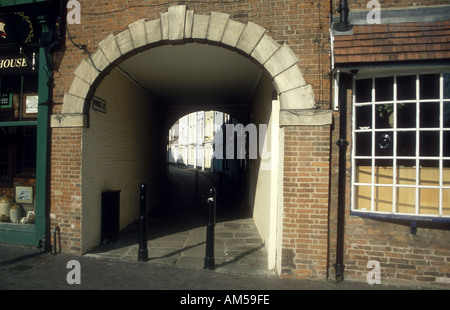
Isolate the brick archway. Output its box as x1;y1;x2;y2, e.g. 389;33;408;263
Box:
51;5;315;127
49;5;333;279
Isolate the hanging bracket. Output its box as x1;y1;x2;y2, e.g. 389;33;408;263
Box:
410;222;417;235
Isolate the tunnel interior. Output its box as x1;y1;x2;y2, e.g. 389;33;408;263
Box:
164;111;252;226
83;42;280;268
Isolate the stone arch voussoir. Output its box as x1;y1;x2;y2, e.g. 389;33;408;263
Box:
52;4;316;128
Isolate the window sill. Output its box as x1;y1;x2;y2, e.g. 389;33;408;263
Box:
0;222;35;231
351;210;450;223
350;210;450;233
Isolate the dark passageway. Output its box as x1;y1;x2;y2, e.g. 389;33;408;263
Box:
86;164;273;276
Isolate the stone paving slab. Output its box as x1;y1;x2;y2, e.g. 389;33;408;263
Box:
86;217;276;278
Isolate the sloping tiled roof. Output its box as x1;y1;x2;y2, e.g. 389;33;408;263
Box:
333;21;450;65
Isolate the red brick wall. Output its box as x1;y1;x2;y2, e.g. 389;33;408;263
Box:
344;217;450;283
281;125;331;279
49;128;83;254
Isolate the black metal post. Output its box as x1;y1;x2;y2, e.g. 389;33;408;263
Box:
204;187;217;270
195;169;199;202
138;183;148;262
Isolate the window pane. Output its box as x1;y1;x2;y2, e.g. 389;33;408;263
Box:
397;75;416;100
420;102;440;128
419;74;439;99
397;102;416;128
0;145;9;182
397;164;416;185
396;187;416;214
355;105;372;129
375;104;394;129
397;159;416;168
375;158;392;168
419;188;439;215
374;163;393;185
354;185;372;211
419;164;439;186
355;158;372;166
355;164;372;183
444;73;450;99
355;132;372;156
374;186;393;212
419;131;439;157
15;127;37;176
444;161;450;215
375;77;393;102
444;160;450;169
397;131;416;156
355;79;372;103
444;131;450;157
445;102;450;128
375;132;393;156
443;189;450;216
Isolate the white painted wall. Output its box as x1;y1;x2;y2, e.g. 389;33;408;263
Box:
82;68;159;253
248;73;280;270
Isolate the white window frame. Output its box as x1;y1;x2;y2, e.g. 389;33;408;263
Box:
351;70;450;219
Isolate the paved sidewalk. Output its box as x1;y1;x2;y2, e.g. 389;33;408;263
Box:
1;242;447;292
86;217;276;278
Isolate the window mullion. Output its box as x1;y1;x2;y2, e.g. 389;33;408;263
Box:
439;73;444;216
371;77;376;212
415;74;420;216
392;76;398;214
351;75;356;212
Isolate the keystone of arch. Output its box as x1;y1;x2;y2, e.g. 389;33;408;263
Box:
53;5;318;128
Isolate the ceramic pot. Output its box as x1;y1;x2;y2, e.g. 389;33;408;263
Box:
10;204;21;223
0;192;13;218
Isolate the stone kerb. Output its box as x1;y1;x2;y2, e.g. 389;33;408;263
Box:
52;5;316;128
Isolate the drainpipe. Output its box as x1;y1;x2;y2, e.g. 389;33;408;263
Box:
333;0;353;32
49;0;66;53
333;71;350;282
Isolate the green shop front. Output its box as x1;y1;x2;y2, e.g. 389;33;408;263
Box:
0;0;59;248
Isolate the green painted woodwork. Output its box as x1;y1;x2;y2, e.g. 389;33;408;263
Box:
0;121;38;127
33;45;50;248
0;0;53;7
0;10;52;248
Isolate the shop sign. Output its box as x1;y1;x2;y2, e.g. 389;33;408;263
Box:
92;97;106;113
0;55;34;74
0;57;28;69
0;93;12;109
0;11;38;47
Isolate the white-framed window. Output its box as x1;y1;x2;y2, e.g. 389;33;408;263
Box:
351;71;450;218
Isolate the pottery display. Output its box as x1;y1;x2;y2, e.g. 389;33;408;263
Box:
0;192;13;218
10;203;21;223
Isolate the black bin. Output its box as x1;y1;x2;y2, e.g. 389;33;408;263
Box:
101;190;121;244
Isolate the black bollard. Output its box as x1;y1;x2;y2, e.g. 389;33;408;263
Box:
194;169;199;203
138;183;148;262
204;187;217;270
